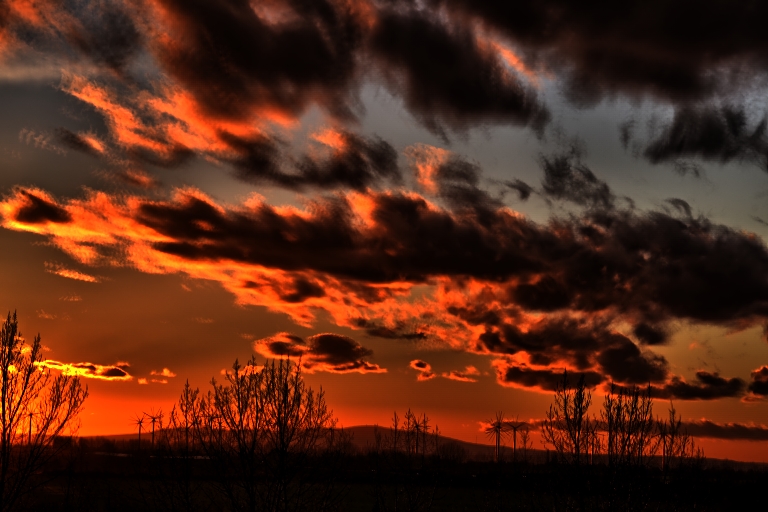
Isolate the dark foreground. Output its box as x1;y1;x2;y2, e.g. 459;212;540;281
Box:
18;436;766;512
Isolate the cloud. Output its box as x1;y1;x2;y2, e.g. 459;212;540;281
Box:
142;0;365;123
409;359;436;381
150;367;176;378
369;6;549;139
681;419;768;441
36;360;132;381
442;365;480;382
747;365;768;397
492;361;605;392
430;0;768;105
55;128;106;156
650;371;746;400
254;332;386;374
405;144;505;219
3;189;72;225
44;263;99;283
540;149;615;209
4;181;768;395
642;106;768;171
230;129;402;191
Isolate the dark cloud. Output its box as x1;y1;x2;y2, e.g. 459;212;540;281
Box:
475;316;669;385
747;365;768;396
504;179;533;201
227;130;401;191
643;106;768;171
279;277;326;303
55;128;101;156
632;322;669;346
136;189;564;283
511;276;571;312
494;362;604;391
131;182;768;329
540;150;614;209
101;367;130;378
147;0;364;122
652;371;745;400
432;156;503;219
68;0;142;72
254;332;385;374
596;337;668;384
12;190;72;224
430;0;768;105
356;319;427;341
682;419;768;441
665;198;692;218
369;7;549;139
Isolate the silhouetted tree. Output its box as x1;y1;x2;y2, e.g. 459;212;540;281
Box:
541;371;594;465
657;402;701;472
193;358;344;512
0;311;88;512
601;383;658;468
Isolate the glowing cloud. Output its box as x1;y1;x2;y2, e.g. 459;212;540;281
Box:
150;368;176;378
36;360;132;381
442;365;480;383
409;359;436;381
45;263;99;283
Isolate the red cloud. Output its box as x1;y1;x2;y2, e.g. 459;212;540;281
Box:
442;365;480;383
409;359;436;381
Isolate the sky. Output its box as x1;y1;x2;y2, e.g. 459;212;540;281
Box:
2;0;768;462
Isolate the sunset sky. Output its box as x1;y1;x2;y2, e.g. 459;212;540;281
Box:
2;0;768;461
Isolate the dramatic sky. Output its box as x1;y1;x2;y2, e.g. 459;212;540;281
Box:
2;0;768;461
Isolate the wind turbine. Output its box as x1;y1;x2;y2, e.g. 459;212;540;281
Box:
133;413;146;452
144;408;163;449
504;418;527;463
484;411;509;463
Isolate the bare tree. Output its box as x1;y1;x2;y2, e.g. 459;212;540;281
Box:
541;371;594;465
519;427;532;463
601;384;658;468
657;402;700;472
0;311;88;512
191;357;343;512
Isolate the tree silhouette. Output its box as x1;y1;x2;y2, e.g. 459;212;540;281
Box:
178;358;344;512
602;383;657;468
541;371;594;465
0;311;88;512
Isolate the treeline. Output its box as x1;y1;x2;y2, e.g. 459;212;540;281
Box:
31;360;764;512
539;372;701;472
